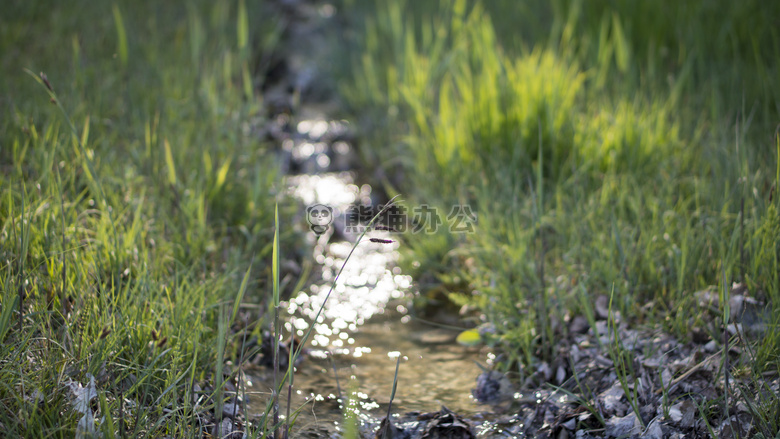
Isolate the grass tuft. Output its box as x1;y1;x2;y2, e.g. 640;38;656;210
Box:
0;1;287;436
341;0;780;429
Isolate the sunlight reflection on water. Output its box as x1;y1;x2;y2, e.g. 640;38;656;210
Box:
247;118;490;435
286;166;413;350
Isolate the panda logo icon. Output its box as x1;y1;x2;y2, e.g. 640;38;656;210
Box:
306;204;333;235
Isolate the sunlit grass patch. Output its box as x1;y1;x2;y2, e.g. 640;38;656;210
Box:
341;0;780;416
575;98;683;176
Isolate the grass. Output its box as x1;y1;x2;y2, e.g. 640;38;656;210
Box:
4;0;780;436
0;0;423;436
606;287;644;428
339;0;780;432
0;0;295;437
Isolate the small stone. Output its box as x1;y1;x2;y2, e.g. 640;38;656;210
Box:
594;321;610;336
375;417;402;439
222;401;241;419
570;344;582;363
679;400;696;428
598;382;627;416
595;295;610;320
569;316;590;334
641;357;660;369
695;289;718;308
661;368;673;389
472;371;513;403
605;412;641;438
641;418;663;439
555;364;567;385
212;419;234;438
727;323;742;335
420;406;474;439
668;404;682;423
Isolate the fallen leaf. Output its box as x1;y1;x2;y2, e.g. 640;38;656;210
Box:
641;417;663;439
598;381;627;416
68;373;97;415
605;412;641;438
455;329;481;347
67;373;100;439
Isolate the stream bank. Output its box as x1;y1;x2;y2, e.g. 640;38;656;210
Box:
241;1;779;439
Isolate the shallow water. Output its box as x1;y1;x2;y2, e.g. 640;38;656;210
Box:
246;3;501;434
246;112;497;436
245;314;492;436
339;314;489;414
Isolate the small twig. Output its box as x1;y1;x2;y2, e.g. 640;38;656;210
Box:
654;352;720;395
233;315;249;432
272;305;281;439
382;356;401;439
328;351;342;400
722;264;740;438
740;197;745;283
284;318;295;439
119;387;125;438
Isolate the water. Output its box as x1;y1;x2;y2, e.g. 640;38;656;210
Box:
246;113;493;436
245;315;489;437
246;3;500;435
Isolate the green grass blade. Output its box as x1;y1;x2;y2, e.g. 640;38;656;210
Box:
215;158;232;193
237;0;249;52
163;139;177;186
99;391;116;439
273;203;280;307
232;261;253;324
112;4;128;67
215;306;227;433
380;356;402;439
388;355;400;403
0;291;18;343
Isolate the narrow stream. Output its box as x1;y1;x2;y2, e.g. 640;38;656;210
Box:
246;110;494;436
244;2;504;436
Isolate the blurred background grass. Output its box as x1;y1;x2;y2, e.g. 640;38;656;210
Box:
339;0;780;376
